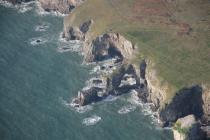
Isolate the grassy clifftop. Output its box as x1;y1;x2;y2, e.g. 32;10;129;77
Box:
64;0;210;100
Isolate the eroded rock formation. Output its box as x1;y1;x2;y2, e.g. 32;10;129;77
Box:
63;19;93;41
38;0;84;14
84;33;135;62
159;85;204;125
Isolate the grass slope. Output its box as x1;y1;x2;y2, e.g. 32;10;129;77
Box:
64;0;210;100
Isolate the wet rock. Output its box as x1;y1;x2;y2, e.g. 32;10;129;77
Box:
72;87;103;106
160;85;204;125
110;64;140;95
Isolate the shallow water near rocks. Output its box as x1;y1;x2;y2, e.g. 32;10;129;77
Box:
0;5;173;140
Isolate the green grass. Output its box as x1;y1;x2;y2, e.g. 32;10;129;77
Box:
64;0;210;102
174;122;190;135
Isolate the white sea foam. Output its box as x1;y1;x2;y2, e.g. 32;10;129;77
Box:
60;97;93;113
82;115;101;126
17;1;34;13
35;22;50;32
57;32;83;53
0;0;13;8
118;105;136;114
35;1;67;17
104;95;118;102
0;0;34;13
29;37;47;46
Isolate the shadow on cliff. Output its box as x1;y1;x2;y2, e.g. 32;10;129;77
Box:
160;85;204;126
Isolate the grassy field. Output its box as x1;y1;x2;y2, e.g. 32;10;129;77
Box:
64;0;210;100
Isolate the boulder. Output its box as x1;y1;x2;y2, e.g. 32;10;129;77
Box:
173;115;206;140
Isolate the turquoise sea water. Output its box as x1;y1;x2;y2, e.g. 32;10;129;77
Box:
0;5;173;140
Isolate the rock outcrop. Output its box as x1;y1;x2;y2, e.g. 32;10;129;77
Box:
110;64;140;95
38;0;84;14
71;64;140;106
63;19;93;41
173;115;205;140
84;33;135;62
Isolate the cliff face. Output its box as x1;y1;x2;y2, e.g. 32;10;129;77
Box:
202;85;210;124
173;115;205;140
144;60;169;110
159;86;203;125
84;33;135;62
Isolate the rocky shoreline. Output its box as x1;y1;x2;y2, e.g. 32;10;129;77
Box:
3;0;84;14
2;0;210;139
63;18;210;139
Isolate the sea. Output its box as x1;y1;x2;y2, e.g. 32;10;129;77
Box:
0;2;173;140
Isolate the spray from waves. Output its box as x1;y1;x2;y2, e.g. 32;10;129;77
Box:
35;22;50;32
60;97;93;114
82;115;101;126
0;0;35;13
35;1;67;17
0;0;13;8
57;32;83;53
125;90;162;125
118;105;137;114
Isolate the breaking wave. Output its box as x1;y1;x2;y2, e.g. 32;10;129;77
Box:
57;32;83;53
35;22;50;32
60;97;93;114
118;105;136;114
35;1;67;17
82;115;101;126
0;0;34;13
127;90;161;125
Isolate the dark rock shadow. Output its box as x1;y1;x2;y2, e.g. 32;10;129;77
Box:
160;85;204;126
